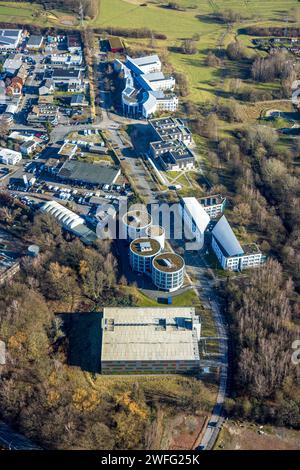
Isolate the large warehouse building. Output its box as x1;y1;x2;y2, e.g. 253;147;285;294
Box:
57;160;121;187
101;307;201;374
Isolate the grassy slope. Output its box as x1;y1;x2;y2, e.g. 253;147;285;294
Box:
92;0;300;103
0;1;78;27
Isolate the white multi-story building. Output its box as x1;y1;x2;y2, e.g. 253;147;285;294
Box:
152;252;185;292
0;148;22;165
211;215;265;271
50;53;83;67
150;117;193;146
117;54;178;118
136;72;175;92
129;237;161;274
126;55;161;75
199;194;226;219
182;197;210;249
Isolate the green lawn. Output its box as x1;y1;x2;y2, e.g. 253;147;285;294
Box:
132;286;201;308
0;2;78;26
92;0;300;103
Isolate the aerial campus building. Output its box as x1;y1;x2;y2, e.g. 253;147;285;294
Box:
149;117;195;171
152;252;185;292
129;237;161;274
101;307;201;374
114;55;178;118
122;209;152;241
149;117;193;146
198;194;226;219
211;215;265;271
181;197;210;249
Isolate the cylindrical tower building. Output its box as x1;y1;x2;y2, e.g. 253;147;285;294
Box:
152;252;185;292
122;209;152;241
129;237;161;274
145;225;165;249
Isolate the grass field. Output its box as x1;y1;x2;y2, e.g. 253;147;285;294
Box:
93;0;300;103
1;1;300;104
0;1;78;27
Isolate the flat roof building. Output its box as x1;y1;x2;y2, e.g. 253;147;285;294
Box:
150;139;195;171
3;56;22;75
149;117;192;146
152;252;185;292
129;237;161;274
0;29;22;49
108;37;124;53
27;35;43;49
118;55;178;118
0;147;22;165
101;307;201;374
57;160;120;186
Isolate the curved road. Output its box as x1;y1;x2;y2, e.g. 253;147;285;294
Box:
0;421;42;450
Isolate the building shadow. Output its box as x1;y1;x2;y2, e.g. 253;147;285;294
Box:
57;311;103;373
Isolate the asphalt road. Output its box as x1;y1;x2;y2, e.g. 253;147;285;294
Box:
0;421;42;450
185;253;228;450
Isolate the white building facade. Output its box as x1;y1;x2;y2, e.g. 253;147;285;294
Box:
211;215;264;271
0;148;22;165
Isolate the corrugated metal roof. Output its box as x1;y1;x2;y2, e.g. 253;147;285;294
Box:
212;215;244;257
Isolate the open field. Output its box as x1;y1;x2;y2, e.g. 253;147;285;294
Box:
215;420;300;450
0;2;78;27
93;0;300;103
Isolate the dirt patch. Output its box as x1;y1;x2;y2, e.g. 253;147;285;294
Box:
150;409;208;450
216;420;300;450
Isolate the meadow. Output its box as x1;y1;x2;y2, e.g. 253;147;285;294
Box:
92;0;300;103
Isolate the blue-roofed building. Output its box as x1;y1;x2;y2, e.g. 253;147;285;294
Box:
211;215;265;271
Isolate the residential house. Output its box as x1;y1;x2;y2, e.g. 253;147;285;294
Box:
27;35;43;50
20;139;39;156
39;79;54;96
6;76;23;96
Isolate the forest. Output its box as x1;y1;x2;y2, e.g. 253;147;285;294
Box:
0;194;215;449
